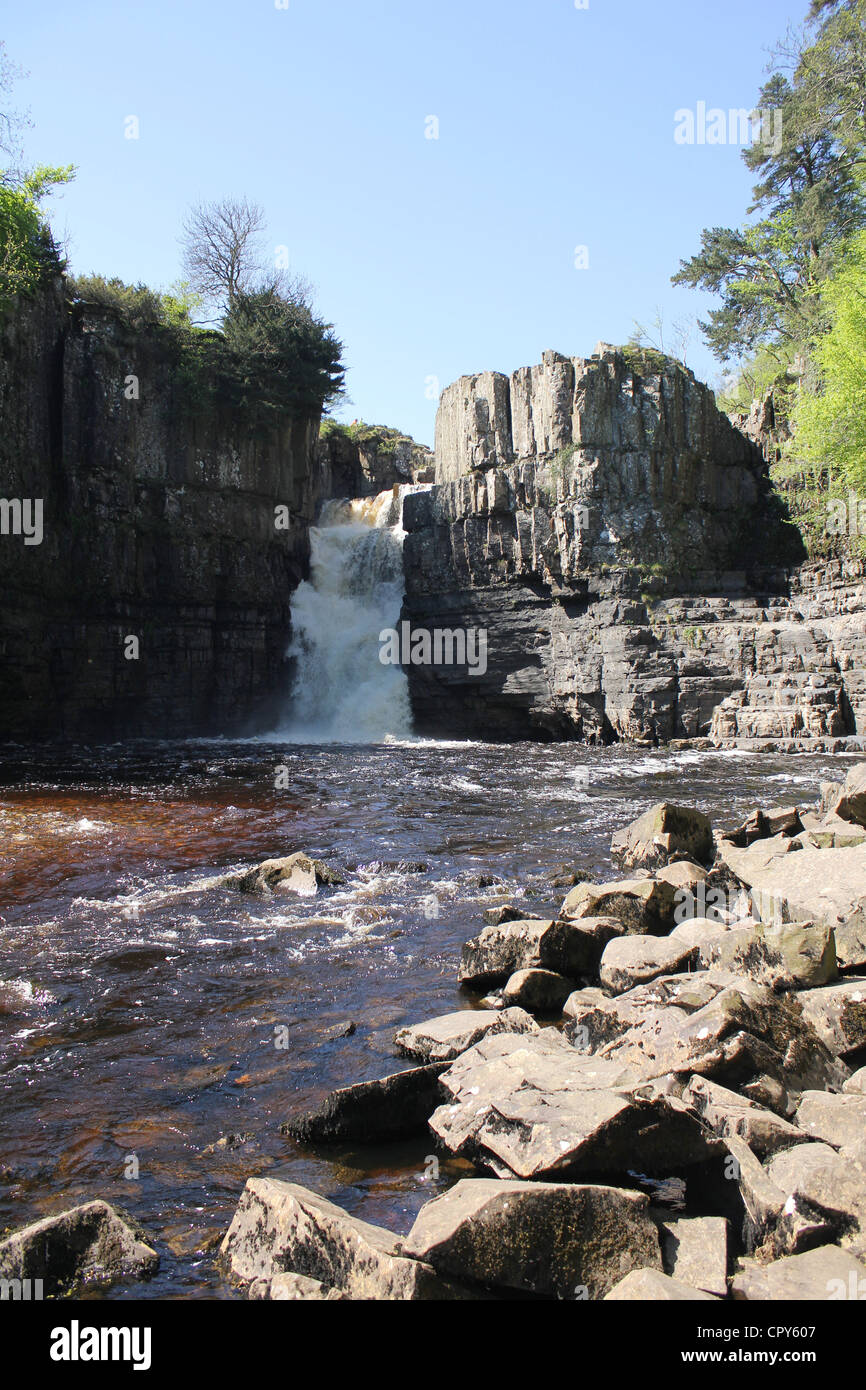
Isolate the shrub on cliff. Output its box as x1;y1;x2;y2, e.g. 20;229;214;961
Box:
0;166;71;313
221;284;344;414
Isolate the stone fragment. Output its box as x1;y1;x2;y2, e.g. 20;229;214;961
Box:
561;878;678;936
604;1269;718;1300
599;934;699;995
394;1008;537;1063
283;1063;447;1144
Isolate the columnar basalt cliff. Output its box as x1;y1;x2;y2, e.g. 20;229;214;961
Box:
0;284;323;739
402;347;866;746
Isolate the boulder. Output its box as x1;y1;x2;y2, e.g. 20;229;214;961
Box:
228;853;345;897
458;916;622;989
429;1030;721;1180
795;1091;866;1155
835;918;866;972
560;878;678;936
800;979;866;1057
599;935;699;995
844;1067;866;1095
481;904;527;926
222;1179;451;1300
394;1008;537;1063
611;802;714;870
834;762;866;828
766;1142;866;1239
604;1269;717;1300
682;1076;808;1158
501;970;573;1013
720;842;866;931
731;1244;866;1300
656;861;708;892
403;1179;662;1300
658;1215;729;1297
728;806;803;846
283;1063;447;1145
0;1201;158;1293
699;920;837;991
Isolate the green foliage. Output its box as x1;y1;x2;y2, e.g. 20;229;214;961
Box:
0;164;72;311
792;229;866;494
683;626;706;650
221;285;344;414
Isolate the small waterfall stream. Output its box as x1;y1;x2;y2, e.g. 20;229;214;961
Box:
278;486;426;743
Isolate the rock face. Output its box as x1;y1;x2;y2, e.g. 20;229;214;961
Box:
401;346;866;744
0;286;324;738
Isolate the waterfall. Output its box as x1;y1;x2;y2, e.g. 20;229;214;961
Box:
277;485;426;743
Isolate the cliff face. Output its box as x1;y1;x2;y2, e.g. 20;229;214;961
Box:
0;284;323;739
402;348;865;747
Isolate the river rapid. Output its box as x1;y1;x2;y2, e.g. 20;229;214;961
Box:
0;738;860;1298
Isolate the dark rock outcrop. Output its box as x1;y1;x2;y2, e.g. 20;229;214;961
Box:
0;285;324;738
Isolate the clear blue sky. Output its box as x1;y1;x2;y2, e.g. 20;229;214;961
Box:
5;0;810;445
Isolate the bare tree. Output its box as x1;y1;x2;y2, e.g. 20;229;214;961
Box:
180;196;266;313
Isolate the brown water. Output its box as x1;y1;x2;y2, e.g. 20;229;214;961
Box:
0;738;858;1299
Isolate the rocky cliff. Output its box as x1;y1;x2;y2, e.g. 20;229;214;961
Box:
402;347;866;747
0;283;323;739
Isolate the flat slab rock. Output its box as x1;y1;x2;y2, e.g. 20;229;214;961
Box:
723;842;866;931
403;1178;662;1300
394;1007;537;1063
731;1244;866;1300
682;1075;808;1159
0;1200;158;1293
283;1063;447;1145
796;1090;866;1156
604;1269;718;1301
429;1029;722;1180
222;1178;458;1300
599;934;698;995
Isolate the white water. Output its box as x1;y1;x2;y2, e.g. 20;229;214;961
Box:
277;486;427;743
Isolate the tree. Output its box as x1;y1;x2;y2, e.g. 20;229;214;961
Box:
793;229;866;493
180;196;266;314
221;283;345;413
673;6;866;366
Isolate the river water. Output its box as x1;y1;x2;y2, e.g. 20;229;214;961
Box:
0;737;859;1298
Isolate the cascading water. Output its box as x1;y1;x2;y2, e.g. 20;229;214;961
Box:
278;485;428;743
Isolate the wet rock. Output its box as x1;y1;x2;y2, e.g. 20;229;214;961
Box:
561;878;678;936
658;1216;728;1297
402;1178;662;1300
801;979;866;1058
682;1076;807;1158
394;1008;537;1064
611;802;714;870
222;1178;451;1300
795;1091;866;1155
699;920;837;991
501;969;573;1013
458;916;622;989
605;1269;718;1301
481;904;527;926
599;934;699;995
731;1244;866;1300
0;1201;158;1293
227;853;346;897
283;1063;447;1145
429;1030;721;1180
